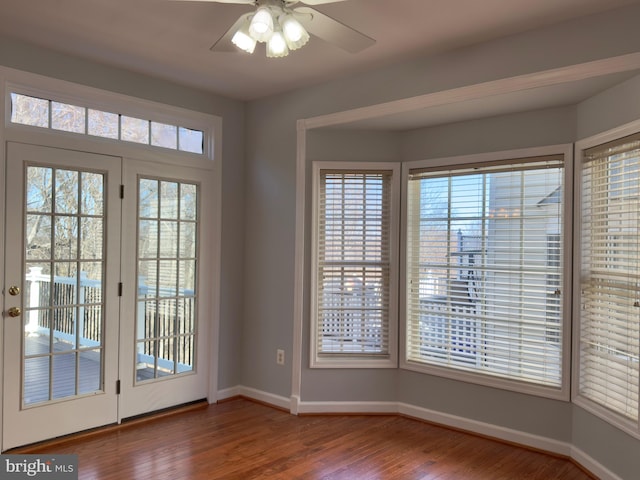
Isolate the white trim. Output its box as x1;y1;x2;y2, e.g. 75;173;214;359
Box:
570;446;625;480
207;119;223;404
297;400;398;414
397;402;572;456
217;385;291;411
216;386;243;401
302;53;640;130
291;120;306;406
0;62;6;454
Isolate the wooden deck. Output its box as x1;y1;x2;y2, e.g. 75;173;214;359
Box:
15;398;596;480
23;334;103;405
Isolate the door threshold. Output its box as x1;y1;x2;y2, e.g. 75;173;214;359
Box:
5;399;209;454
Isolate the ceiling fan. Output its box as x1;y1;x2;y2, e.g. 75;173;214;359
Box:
171;0;375;58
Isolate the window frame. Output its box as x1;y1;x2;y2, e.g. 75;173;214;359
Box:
573;121;640;440
310;161;400;369
400;145;573;401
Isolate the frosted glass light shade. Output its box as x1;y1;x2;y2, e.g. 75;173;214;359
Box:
266;30;289;58
231;21;257;53
249;7;274;42
281;14;309;50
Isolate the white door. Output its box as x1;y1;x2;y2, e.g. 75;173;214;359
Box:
3;145;213;449
118;159;212;419
3;142;122;450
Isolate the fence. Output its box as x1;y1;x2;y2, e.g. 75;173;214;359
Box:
25;267;195;369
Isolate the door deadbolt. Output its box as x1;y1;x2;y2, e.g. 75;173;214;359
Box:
7;307;21;317
8;286;20;296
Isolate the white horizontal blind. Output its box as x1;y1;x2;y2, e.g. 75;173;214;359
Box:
406;157;565;387
580;135;640;422
316;170;392;356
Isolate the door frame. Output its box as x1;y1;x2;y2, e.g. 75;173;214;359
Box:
0;67;222;452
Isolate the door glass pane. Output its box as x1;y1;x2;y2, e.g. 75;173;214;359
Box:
23;166;106;406
81;172;104;215
136;177;198;383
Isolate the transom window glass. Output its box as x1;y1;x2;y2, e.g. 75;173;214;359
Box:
10;93;204;155
405;156;565;390
579;133;640;424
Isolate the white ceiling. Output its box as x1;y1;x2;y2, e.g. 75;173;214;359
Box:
1;0;639;101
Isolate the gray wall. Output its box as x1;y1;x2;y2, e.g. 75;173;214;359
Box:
0;35;247;390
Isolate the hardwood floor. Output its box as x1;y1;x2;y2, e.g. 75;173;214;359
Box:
16;398;594;479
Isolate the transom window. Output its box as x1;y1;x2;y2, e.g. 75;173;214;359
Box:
10;92;204;155
405;155;566;392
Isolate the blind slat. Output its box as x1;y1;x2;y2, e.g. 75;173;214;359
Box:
316;170;393;356
580;136;640;422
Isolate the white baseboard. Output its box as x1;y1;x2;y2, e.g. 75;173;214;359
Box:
570;446;624;480
217;387;622;480
398;402;572;457
217;385;291;411
297;400;398;415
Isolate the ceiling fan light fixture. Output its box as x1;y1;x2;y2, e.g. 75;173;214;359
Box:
266;29;289;58
280;14;309;50
231;19;257;53
249;6;274;42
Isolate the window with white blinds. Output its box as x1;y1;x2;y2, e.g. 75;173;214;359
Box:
578;134;640;427
405;156;566;392
311;163;398;368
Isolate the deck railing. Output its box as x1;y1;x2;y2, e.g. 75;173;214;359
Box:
25;267;195;369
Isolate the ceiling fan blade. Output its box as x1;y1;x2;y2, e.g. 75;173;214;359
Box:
210;13;251;52
170;0;254;4
297;0;348;4
295;6;375;54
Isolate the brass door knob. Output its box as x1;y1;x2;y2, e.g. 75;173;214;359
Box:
8;286;20;296
7;307;21;317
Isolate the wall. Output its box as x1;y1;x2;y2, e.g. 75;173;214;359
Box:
0;35;247;391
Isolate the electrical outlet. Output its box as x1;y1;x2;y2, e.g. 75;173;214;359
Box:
276;349;285;365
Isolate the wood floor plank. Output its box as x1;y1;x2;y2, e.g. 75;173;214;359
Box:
16;398;595;479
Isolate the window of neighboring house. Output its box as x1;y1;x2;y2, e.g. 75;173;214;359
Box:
576;132;640;434
310;163;399;368
404;154;567;396
10;92;205;155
